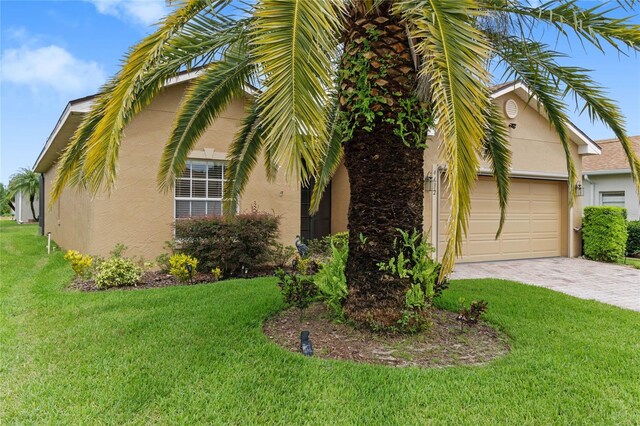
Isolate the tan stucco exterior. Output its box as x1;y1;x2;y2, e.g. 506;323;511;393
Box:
331;90;586;261
41;82;300;260
39;81;590;263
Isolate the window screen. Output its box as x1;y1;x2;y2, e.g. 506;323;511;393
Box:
175;160;225;218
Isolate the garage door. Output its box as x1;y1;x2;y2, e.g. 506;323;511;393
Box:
438;176;565;262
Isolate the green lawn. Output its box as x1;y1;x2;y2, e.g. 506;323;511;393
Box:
1;222;639;425
623;257;640;269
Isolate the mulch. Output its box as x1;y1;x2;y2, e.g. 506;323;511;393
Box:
70;271;222;291
264;303;510;368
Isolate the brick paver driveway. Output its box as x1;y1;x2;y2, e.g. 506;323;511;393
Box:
451;257;640;311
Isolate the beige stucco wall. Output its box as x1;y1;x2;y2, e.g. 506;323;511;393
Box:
331;92;585;258
45;82;301;260
43;166;95;254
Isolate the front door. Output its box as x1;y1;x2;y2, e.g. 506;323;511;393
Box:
301;180;331;241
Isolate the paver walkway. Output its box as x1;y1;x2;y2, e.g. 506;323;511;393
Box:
451;257;640;311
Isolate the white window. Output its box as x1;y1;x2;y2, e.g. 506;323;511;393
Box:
600;191;625;208
175;160;225;218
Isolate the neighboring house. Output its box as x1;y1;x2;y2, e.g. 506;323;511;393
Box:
582;136;640;220
34;77;599;263
13;190;38;223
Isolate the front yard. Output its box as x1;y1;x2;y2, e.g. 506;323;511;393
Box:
1;222;639;424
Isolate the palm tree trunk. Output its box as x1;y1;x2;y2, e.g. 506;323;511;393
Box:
29;195;39;221
340;4;427;329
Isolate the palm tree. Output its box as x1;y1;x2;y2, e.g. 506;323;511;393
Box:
0;183;15;216
52;0;640;328
9;168;40;221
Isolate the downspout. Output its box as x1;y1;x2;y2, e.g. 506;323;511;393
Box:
583;174;595;206
39;174;45;236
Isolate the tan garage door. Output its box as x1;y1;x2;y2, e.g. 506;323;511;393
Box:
438;176;565;262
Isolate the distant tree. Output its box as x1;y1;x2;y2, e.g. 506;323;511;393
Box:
9;168;40;221
0;183;14;216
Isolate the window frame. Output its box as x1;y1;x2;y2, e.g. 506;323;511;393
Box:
174;159;226;219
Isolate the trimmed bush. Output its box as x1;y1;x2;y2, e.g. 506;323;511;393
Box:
64;250;93;278
94;257;142;289
582;206;628;263
627;220;640;257
169;253;198;282
174;212;279;276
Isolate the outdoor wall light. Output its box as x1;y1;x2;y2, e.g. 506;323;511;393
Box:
575;183;584;197
424;172;436;194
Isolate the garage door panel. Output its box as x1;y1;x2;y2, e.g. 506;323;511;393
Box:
439;176;563;262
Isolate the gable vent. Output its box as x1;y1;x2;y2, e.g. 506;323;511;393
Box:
505;99;518;119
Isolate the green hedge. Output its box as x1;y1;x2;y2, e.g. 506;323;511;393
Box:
627;220;640;257
582;206;628;263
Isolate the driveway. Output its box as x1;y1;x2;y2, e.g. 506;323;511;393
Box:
451;257;640;311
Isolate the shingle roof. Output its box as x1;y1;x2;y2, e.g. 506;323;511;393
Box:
583;135;640;171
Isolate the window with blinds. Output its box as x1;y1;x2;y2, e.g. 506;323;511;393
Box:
175;160;225;218
600;191;625;208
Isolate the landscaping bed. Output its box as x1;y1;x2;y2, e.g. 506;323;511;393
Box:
264;303;509;367
70;267;275;291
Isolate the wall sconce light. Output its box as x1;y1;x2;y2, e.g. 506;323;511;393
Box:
424;172;436;194
508;123;517;129
575;183;584;197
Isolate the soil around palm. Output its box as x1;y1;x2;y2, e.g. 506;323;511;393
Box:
264;303;510;368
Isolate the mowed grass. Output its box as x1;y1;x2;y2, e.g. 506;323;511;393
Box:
623;257;640;269
1;222;639;425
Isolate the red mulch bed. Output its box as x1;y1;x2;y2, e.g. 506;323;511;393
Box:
264;303;510;368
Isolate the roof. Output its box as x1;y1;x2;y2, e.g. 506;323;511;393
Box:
583;135;640;172
34;77;600;173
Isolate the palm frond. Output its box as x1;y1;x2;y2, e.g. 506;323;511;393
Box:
251;0;342;182
310;100;344;214
491;34;640;193
399;0;492;277
484;0;640;53
223;101;264;215
482;103;512;238
159;46;254;191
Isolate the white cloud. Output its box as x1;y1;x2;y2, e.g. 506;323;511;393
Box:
0;45;106;95
87;0;169;26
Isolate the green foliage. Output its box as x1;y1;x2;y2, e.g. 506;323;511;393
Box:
378;229;445;331
109;243;128;258
307;231;349;259
338;40;432;148
155;241;176;273
174;212;279;276
64;250;93;279
211;267;223;282
582;206;628;263
0;183;13;215
94;257;142;289
274;268;317;312
626;221;640;257
314;239;348;320
8;167;40;220
169;253;198;283
456;298;489;331
269;242;297;269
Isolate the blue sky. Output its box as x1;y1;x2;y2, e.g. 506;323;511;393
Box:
1;1;639;185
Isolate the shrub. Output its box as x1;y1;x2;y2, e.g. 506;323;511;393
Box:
456;298;489;331
582;206;628;263
270;242;297;269
307;231;349;259
314;240;348;320
64;250;93;279
275;268;318;313
174;213;279;276
169;254;198;282
627;220;640;257
377;229;444;331
94;257;142;289
211;267;223;282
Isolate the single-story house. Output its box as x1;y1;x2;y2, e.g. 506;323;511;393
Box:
582;136;640;220
34;76;599;263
